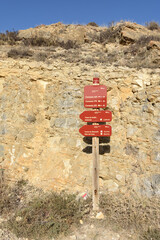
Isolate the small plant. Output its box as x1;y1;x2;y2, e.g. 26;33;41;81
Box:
58;39;78;49
100;24;122;43
141;228;160;240
136;34;160;46
108;21;115;28
35;52;48;61
145;21;160;30
23;37;53;47
0;30;19;45
8;48;33;59
87;22;99;27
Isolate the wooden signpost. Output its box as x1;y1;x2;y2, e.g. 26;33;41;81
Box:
79;76;112;211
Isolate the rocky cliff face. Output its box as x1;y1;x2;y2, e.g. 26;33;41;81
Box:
0;22;160;197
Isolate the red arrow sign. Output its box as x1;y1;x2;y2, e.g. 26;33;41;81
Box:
80;110;112;122
84;85;107;108
79;125;112;137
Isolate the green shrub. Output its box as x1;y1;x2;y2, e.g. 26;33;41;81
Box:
22;37;78;49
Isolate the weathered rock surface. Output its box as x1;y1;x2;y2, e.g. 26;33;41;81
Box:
18;22;102;46
0;22;160;197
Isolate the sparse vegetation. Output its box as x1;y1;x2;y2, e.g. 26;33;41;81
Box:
58;39;78;49
6;192;90;239
108;21;116;28
1;178;160;240
100;25;122;44
35;52;48;61
23;37;54;47
141;228;160;240
23;37;79;49
0;30;19;45
0;179;91;239
100;193;160;230
136;34;160;46
0;178;28;215
7;47;33;59
87;22;99;27
145;21;160;30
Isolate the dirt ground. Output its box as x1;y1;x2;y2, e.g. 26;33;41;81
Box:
0;215;137;240
57;222;137;240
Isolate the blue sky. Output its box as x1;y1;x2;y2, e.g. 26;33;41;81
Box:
0;0;160;32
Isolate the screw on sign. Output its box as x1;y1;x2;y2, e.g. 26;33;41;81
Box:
79;75;112;211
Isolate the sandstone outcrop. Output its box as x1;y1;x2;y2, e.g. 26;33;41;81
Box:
0;22;160;197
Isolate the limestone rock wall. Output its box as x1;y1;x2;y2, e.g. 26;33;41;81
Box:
0;58;160;197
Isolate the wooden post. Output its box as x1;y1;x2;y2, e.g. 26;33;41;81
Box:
92;136;99;211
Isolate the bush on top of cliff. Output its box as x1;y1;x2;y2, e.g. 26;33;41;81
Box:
0;30;19;45
23;37;78;49
136;34;160;46
87;22;99;27
145;21;160;30
99;24;122;43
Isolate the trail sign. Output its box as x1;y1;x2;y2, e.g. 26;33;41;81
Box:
84;85;107;108
80;110;112;122
79;76;112;211
79;125;112;137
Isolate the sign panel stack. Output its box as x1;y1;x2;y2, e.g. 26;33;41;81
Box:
79;77;112;211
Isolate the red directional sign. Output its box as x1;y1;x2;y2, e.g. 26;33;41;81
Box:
80;110;112;122
79;125;112;137
84;85;107;108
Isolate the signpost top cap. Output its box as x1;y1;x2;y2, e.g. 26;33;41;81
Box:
93;77;99;84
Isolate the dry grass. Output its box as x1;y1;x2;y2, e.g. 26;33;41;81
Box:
0;30;19;45
0;178;28;215
100;193;160;239
100;193;160;229
99;25;122;43
6;192;90;239
0;178;91;239
0;174;160;239
7;47;33;59
145;21;160;30
141;228;160;240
